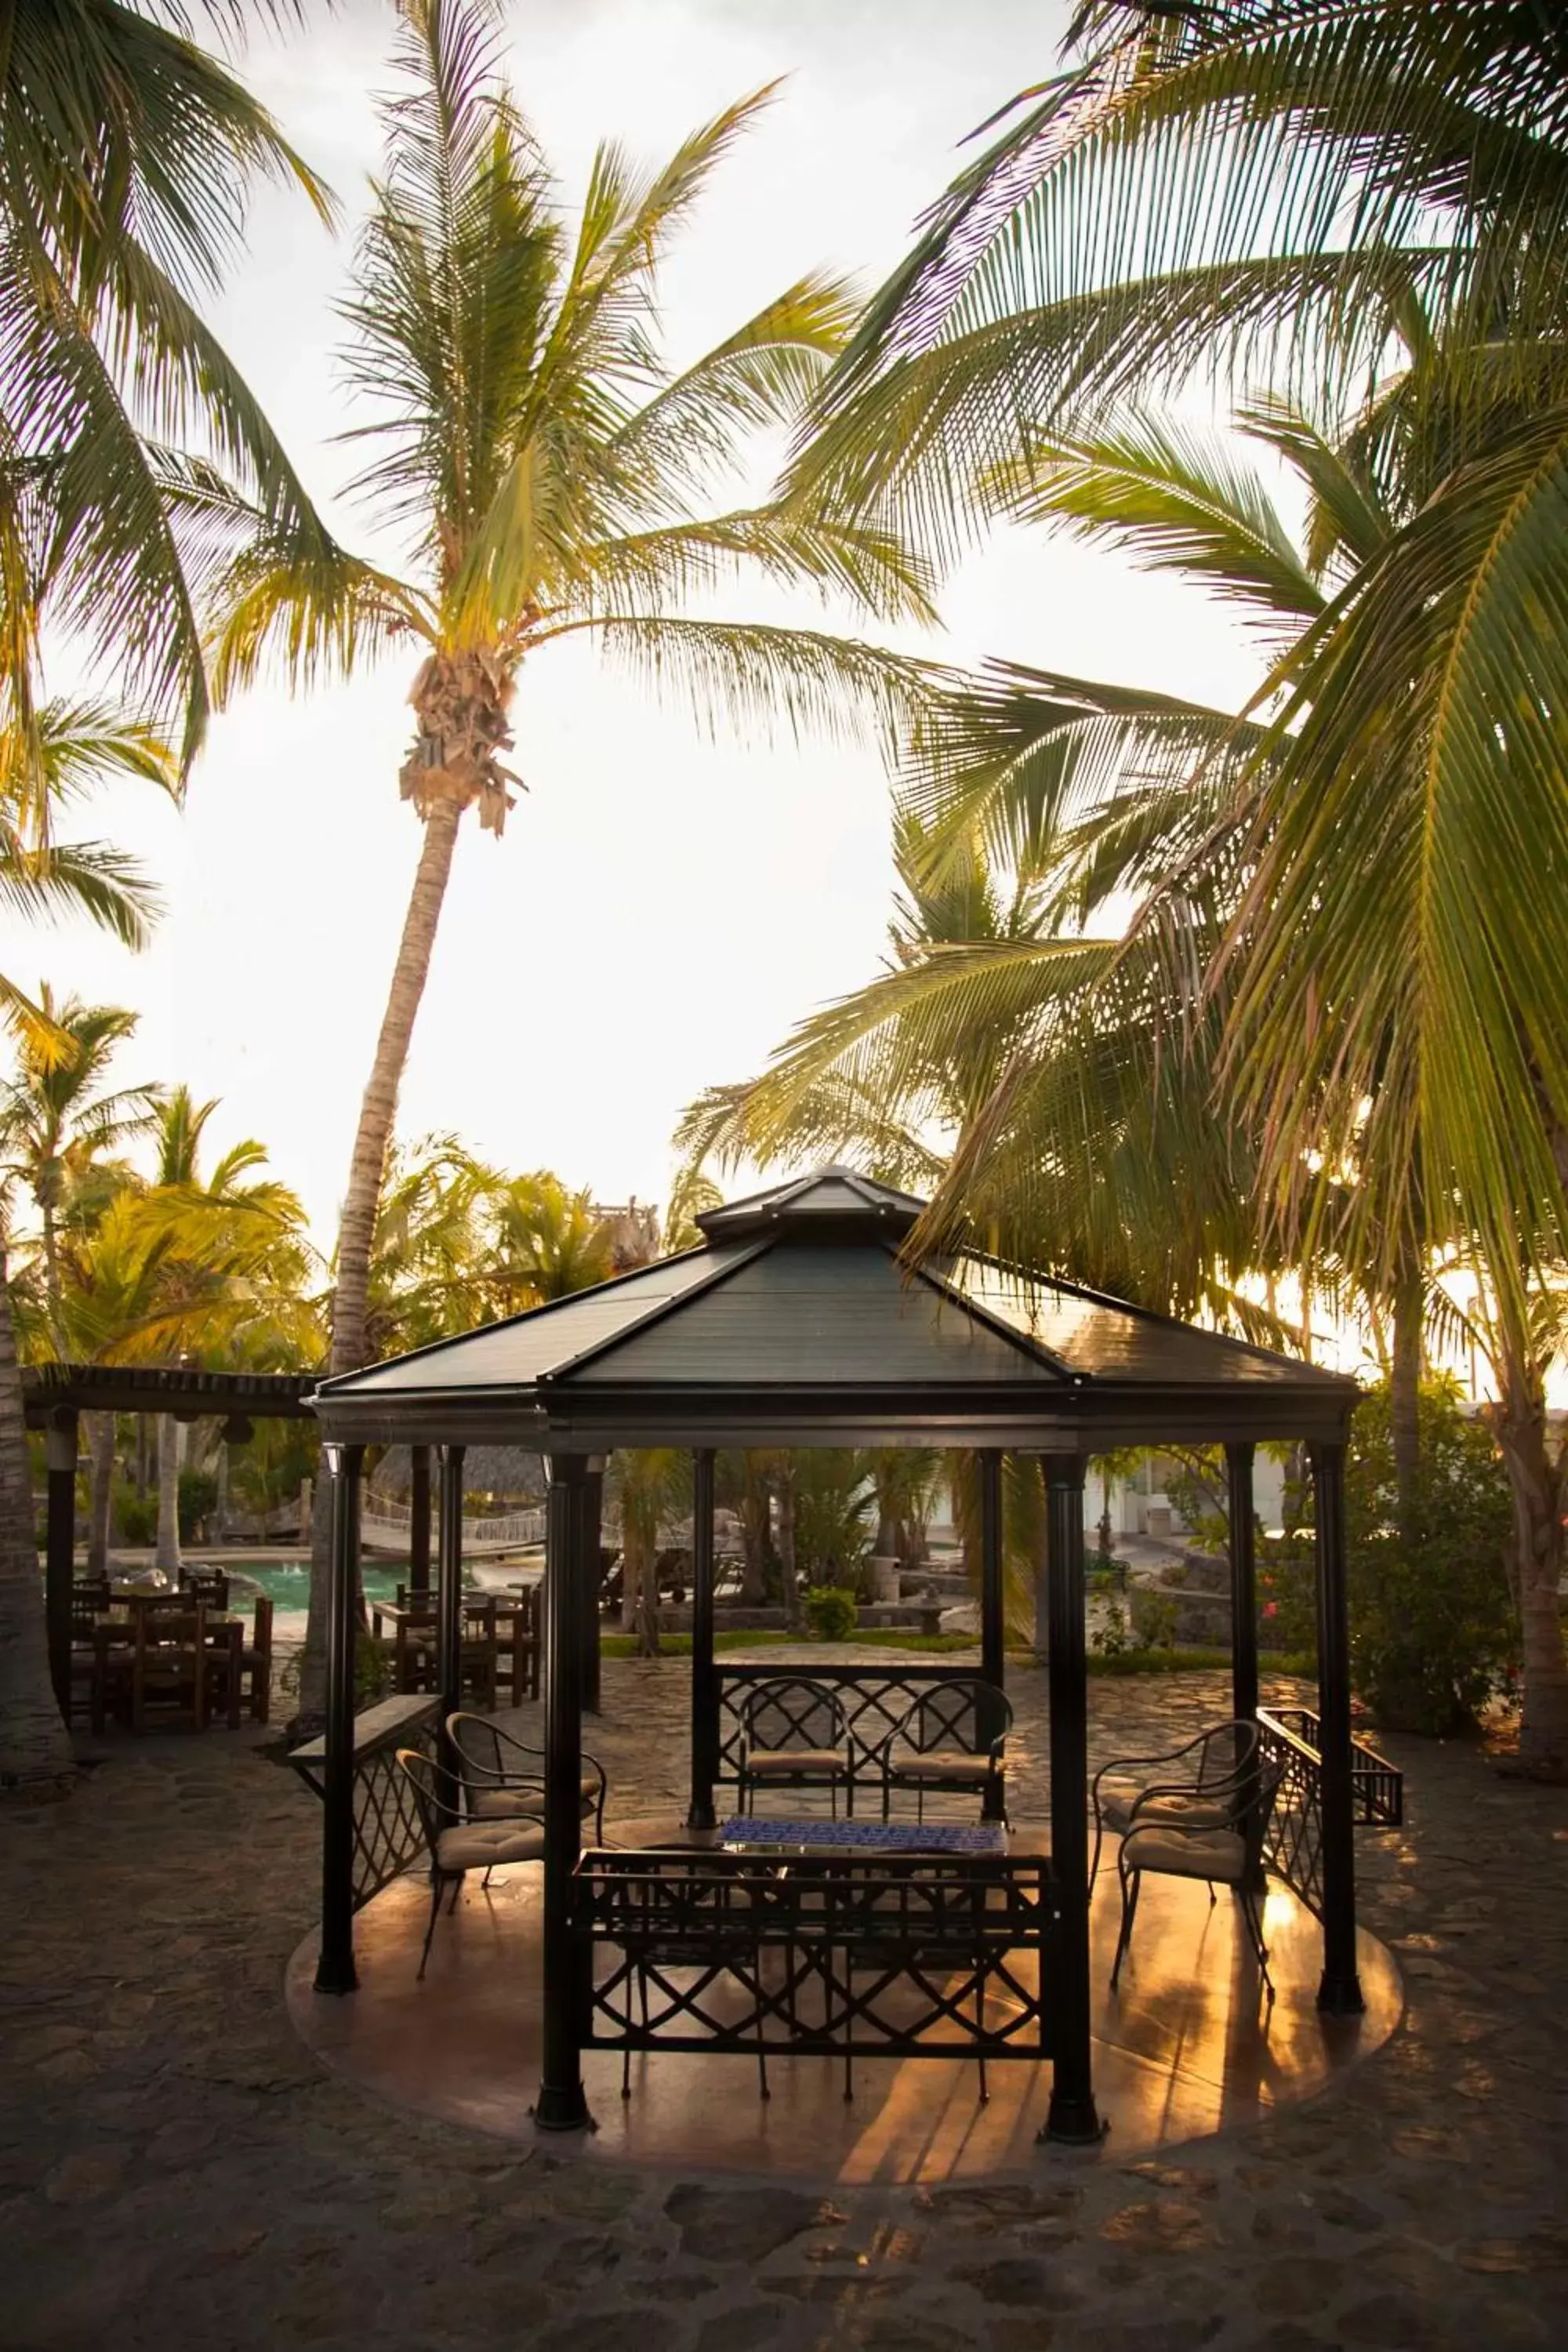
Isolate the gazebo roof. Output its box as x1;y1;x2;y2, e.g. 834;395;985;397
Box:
312;1166;1356;1452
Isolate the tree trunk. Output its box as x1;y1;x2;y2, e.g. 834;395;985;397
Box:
1389;1261;1423;1548
155;1416;183;1575
0;1255;74;1795
775;1463;798;1630
87;1414;114;1573
296;797;465;1730
739;1460;768;1604
1494;1336;1568;1779
620;1536;640;1635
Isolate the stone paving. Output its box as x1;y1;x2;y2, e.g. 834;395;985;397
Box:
2;1655;1566;2351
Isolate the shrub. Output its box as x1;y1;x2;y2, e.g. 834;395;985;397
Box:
1131;1591;1179;1650
1345;1377;1516;1735
803;1584;858;1642
178;1468;218;1542
1092;1600;1132;1657
115;1490;158;1546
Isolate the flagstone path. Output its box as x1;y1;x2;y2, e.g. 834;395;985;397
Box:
1;1659;1564;2351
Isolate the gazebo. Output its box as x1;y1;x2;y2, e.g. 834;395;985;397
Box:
307;1166;1371;2147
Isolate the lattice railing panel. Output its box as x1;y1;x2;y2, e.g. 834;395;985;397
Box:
717;1667;985;1785
289;1696;440;1915
577;1850;1058;2063
1257;1707;1403;1922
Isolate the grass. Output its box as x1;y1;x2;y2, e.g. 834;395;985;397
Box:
597;1629;1314;1674
599;1628;978;1659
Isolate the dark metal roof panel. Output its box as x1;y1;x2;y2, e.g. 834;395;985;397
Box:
564;1243;1067;1388
939;1257;1356;1390
322;1244;755;1395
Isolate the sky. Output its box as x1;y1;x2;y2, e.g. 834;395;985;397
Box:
34;0;1279;1249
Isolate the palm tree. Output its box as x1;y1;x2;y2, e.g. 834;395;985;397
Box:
481;1174;617;1315
211;4;934;1722
0;705;175;1791
794;3;1568;1766
0;993;164;1321
1;2;337;785
216;2;934;1412
129;1087;315;1573
609;1447;691;1657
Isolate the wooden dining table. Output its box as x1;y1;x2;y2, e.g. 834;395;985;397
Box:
371;1595;539;1707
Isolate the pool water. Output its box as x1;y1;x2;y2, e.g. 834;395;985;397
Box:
225;1560;408;1610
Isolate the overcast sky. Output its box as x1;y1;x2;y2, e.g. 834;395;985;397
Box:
34;0;1278;1247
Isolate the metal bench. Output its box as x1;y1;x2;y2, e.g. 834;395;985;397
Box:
576;1845;1058;2103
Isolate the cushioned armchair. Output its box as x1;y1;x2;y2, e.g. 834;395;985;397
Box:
396;1749;546;1976
1091;1719;1261;1890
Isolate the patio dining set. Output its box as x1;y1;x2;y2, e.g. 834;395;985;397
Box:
68;1566;274;1734
393;1673;1284;2071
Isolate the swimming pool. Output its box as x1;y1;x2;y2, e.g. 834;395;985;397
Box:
225;1560;405;1610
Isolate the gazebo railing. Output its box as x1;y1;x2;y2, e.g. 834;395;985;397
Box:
1257;1705;1403;1922
716;1664;986;1788
289;1696;439;1912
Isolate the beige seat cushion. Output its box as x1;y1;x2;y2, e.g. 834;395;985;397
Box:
1102;1787;1230;1833
471;1777;597;1821
434;1820;546;1872
746;1749;844;1775
890;1753;994;1783
1121;1824;1247;1883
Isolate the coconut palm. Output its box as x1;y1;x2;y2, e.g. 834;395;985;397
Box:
795;4;1568;1765
210;5;934;1722
481;1174;617;1316
215;2;934;1414
0;993;164;1323
0;2;336;784
609;1447;691;1657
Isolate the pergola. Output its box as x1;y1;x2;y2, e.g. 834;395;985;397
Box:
309;1166;1365;2147
24;1362;320;1714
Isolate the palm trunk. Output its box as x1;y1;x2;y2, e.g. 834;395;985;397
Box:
87;1413;114;1574
155;1416;182;1576
1389;1261;1423;1547
739;1460;768;1604
775;1463;798;1630
297;797;464;1727
1494;1334;1568;1779
0;1254;74;1794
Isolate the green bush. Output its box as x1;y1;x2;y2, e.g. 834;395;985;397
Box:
1345;1377;1516;1734
1131;1590;1179;1650
178;1468;218;1542
803;1584;858;1641
115;1490;158;1546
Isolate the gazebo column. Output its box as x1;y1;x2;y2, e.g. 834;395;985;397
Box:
437;1446;466;1752
44;1409;79;1716
1312;1439;1363;2015
1227;1441;1259;1728
978;1448;1004;1693
1041;1452;1101;2145
535;1450;593;2132
688;1447;718;1830
580;1461;604;1716
409;1445;432;1600
315;1440;364;1995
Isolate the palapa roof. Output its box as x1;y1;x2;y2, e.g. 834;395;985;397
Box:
312;1167;1356;1452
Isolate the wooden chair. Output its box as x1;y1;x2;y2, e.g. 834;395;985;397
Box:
240;1594;274;1723
392;1609;441;1694
180;1565;230;1611
394;1749;546;1977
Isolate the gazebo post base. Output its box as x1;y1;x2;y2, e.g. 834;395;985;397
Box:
1040;2089;1103;2147
1316;1967;1365;2017
532;2083;594;2133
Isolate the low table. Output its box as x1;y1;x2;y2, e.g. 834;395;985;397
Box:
719;1815;1008;1857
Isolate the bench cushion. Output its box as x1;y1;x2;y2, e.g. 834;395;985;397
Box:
434;1820;546;1872
1102;1788;1232;1833
888;1753;995;1783
746;1749;844;1776
471;1777;597;1821
1121;1824;1247;1882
